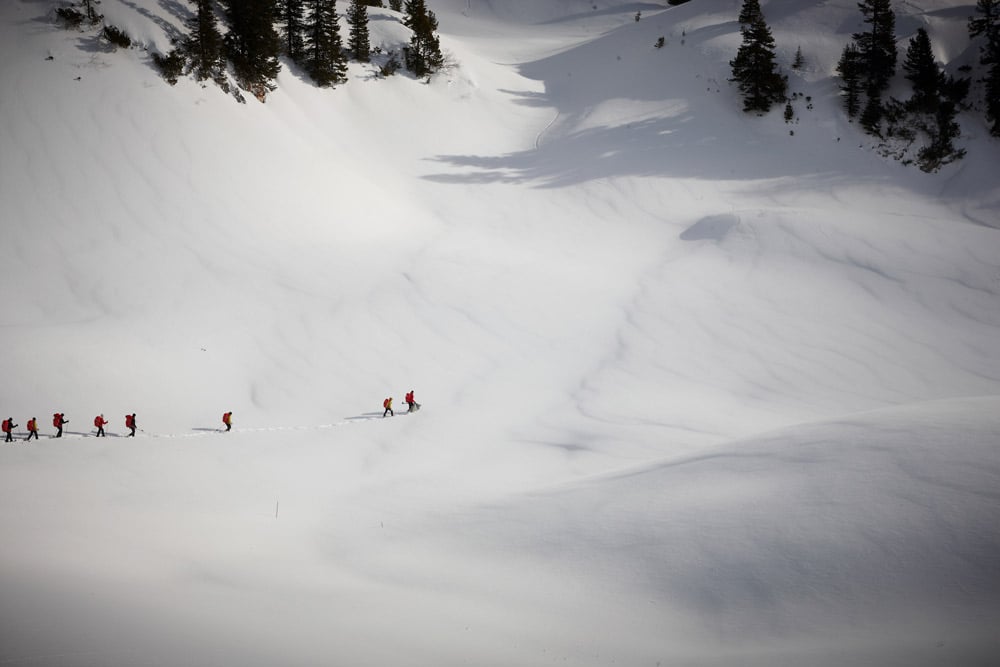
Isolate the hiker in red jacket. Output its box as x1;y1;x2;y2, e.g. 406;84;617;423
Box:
383;397;393;418
94;414;108;437
2;417;16;443
25;417;39;441
125;413;137;437
222;411;232;432
405;390;421;413
53;412;68;438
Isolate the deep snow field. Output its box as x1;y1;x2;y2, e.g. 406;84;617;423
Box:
2;0;1000;665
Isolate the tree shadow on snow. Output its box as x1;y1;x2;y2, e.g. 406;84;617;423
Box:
120;0;189;43
419;13;990;198
424;109;848;187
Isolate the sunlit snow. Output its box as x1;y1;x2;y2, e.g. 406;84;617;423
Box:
1;0;999;665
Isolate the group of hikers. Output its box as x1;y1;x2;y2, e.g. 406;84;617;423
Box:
3;412;141;442
384;390;421;417
3;392;418;442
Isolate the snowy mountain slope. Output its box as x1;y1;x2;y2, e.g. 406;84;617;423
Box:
1;0;1000;665
397;397;1000;666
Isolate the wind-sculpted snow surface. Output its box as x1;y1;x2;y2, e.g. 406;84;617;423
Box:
4;399;995;666
412;397;1000;666
2;0;1000;665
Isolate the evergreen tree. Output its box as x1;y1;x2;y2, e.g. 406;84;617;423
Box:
899;29;969;168
223;0;282;100
388;0;402;11
57;0;102;26
183;0;226;84
969;0;1000;55
277;0;307;62
859;93;883;135
918;95;966;171
737;0;763;26
837;42;865;117
403;0;444;77
729;0;787;113
792;45;805;70
302;0;348;86
969;0;1000;135
347;0;372;62
82;0;101;24
983;63;1000;136
853;0;897;95
941;72;972;115
902;28;939;114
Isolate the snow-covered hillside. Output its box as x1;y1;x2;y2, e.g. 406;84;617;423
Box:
1;0;999;665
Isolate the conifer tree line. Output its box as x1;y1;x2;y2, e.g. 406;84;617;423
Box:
728;0;786;114
151;0;443;101
730;0;1000;171
969;0;1000;136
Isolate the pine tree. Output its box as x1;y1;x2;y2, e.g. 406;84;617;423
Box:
223;0;282;101
347;0;372;62
403;0;444;77
853;0;897;95
918;95;966;171
82;0;101;24
388;0;402;11
57;0;102;26
902;28;939;114
969;0;1000;56
969;0;1000;136
737;0;763;27
729;0;787;113
983;64;1000;136
792;45;805;70
837;42;865;117
277;0;307;62
183;0;226;84
859;94;883;135
302;0;348;87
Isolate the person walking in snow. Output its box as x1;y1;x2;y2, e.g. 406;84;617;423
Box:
405;390;420;413
94;414;108;437
2;418;16;443
53;412;68;438
25;417;39;441
222;411;232;432
383;397;394;418
125;413;137;437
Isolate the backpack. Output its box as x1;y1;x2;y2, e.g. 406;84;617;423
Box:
383;398;390;409
2;419;9;433
94;416;102;427
125;415;134;428
53;414;61;427
223;412;231;424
